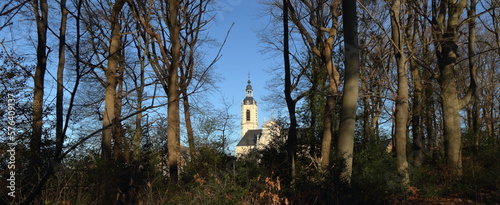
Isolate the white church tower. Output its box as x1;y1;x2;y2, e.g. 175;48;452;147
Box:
241;79;258;138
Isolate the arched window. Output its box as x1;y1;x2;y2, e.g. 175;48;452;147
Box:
246;110;250;121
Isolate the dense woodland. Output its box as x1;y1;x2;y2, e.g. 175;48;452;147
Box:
1;0;499;204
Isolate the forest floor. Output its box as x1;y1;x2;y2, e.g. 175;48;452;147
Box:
400;188;499;204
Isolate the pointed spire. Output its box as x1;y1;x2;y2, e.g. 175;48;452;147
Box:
246;74;253;97
244;74;255;104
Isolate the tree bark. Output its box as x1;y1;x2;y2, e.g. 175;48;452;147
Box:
406;1;423;167
113;51;127;163
32;0;48;158
55;0;68;159
337;0;360;184
282;0;297;187
468;0;480;149
431;0;475;177
102;0;125;160
167;0;181;182
286;0;341;169
389;0;409;186
182;94;196;157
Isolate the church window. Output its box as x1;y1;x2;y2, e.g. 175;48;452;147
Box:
246;110;250;121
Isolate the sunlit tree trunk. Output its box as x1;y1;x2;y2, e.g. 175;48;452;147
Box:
321;17;341;169
167;0;181;182
337;0;359;184
388;0;409;186
102;0;125;159
431;0;476;177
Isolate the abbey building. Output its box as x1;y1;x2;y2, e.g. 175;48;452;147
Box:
235;80;279;157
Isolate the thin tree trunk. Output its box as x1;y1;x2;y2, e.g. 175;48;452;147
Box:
424;76;437;161
321;96;335;168
32;0;48;158
337;0;359;184
132;45;145;161
182;94;196;157
321;30;341;169
55;0;68;159
406;2;423;167
282;0;297;187
113;52;127;163
102;0;125;159
286;0;341;169
468;0;480;149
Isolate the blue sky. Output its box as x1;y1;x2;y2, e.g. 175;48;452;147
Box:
0;0;278;154
205;0;278;145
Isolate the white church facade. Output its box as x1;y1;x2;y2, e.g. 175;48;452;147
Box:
235;80;280;158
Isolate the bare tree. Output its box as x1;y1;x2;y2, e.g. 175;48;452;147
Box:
387;0;409;186
101;0;126;160
282;0;298;187
55;0;68;160
0;0;29;31
286;0;342;169
405;1;424;167
178;0;217;157
31;0;48;160
430;0;477;177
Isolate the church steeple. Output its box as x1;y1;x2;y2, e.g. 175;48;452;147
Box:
243;80;256;105
246;80;253;97
241;77;258;138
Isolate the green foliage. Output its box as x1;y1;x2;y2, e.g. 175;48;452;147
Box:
351;140;402;203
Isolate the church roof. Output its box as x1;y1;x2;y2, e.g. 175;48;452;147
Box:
236;129;262;146
243;96;257;105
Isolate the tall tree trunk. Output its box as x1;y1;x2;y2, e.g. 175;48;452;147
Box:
32;0;48;158
320;29;341;169
167;0;181;182
337;0;359;184
432;0;475;177
406;2;423;167
410;65;423;167
389;0;409;186
55;0;68;159
468;0;480;149
282;0;297;187
102;0;125;159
